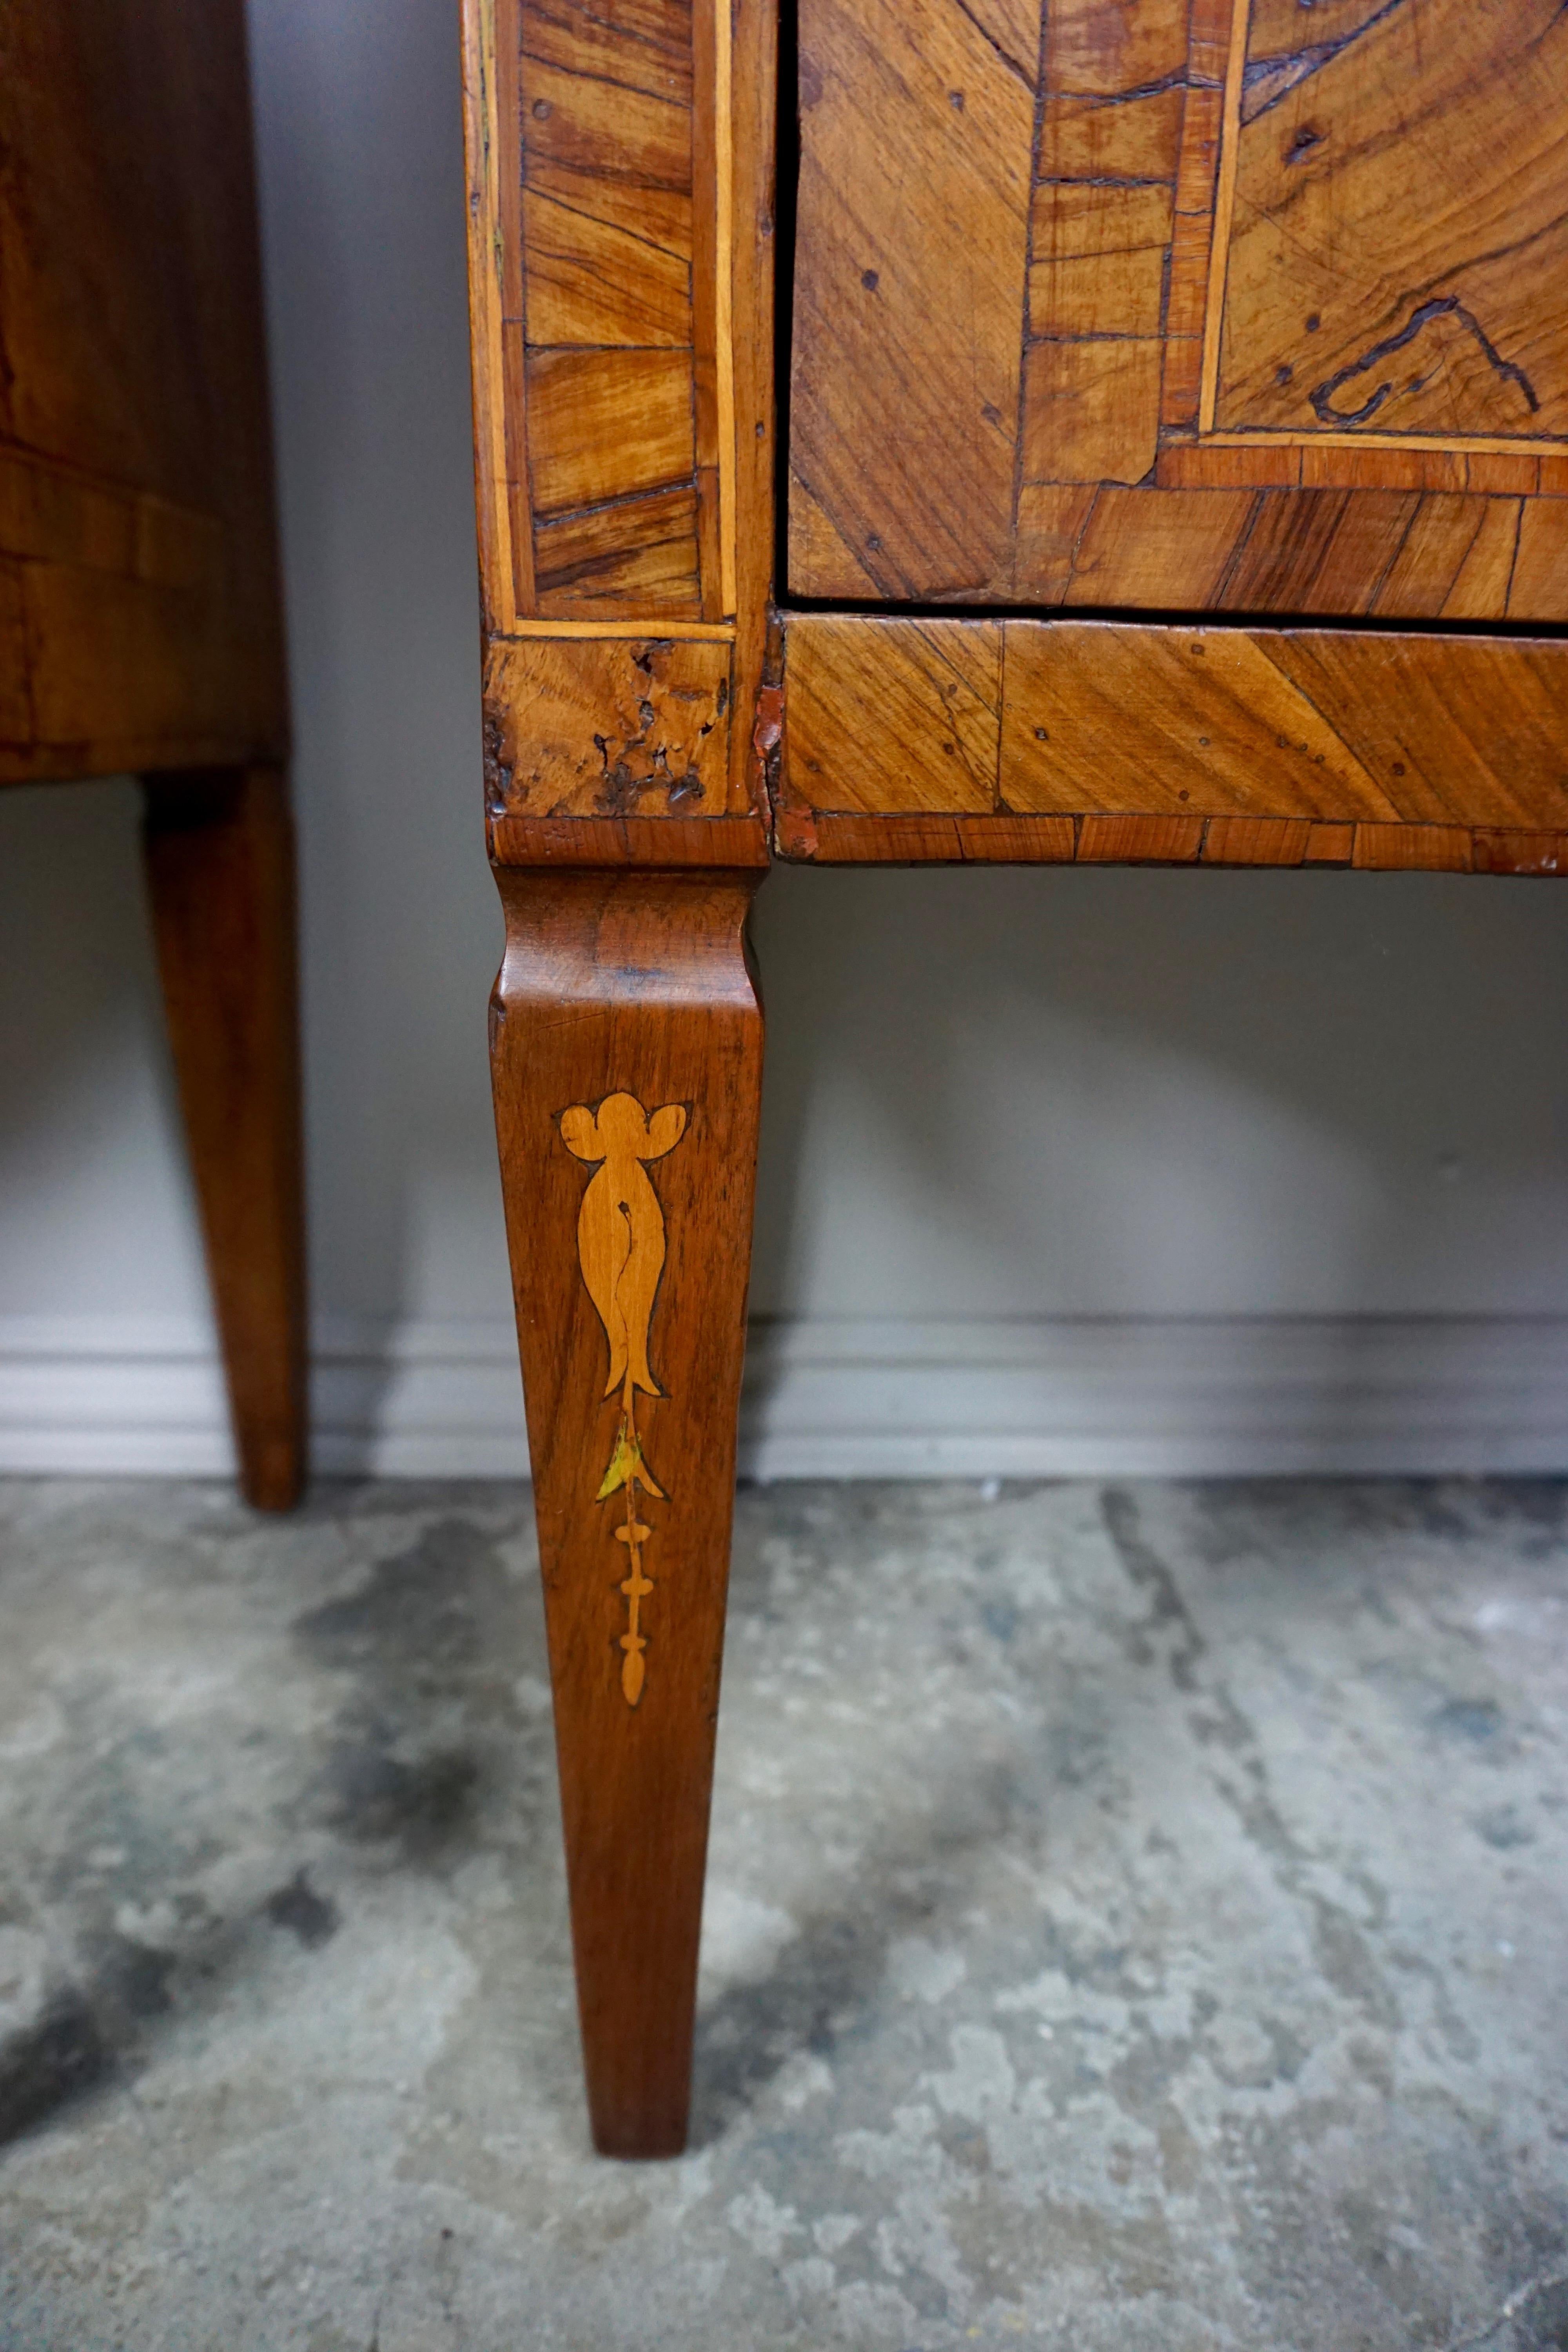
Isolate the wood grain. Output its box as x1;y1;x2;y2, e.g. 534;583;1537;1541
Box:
141;769;307;1510
1030;182;1173;341
1218;1;1568;441
783;617;1001;815
1;1;303;1514
483;637;736;824
1000;622;1400;820
0;0;286;782
490;814;770;868
523;350;696;524
533;486;703;620
1510;500;1568;622
489;865;764;2156
785;0;1568;618
788;0;1036;601
1077;813;1205;864
1021;0;1185;494
772;802;1568;877
457;0;1568;2174
462;0;779;2158
778;615;1568;848
1021;342;1163;491
460;0;742;630
726;0;779;813
462;0;774;858
775;809;1076;862
1200;816;1353;867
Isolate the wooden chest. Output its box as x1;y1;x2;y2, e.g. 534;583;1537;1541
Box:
461;0;1568;2154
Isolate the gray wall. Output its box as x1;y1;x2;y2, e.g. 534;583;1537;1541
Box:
3;0;1566;1477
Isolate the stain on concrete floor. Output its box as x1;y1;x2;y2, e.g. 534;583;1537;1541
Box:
0;1476;1565;2349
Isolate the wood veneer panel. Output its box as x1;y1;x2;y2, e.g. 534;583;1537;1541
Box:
1262;635;1568;828
788;0;1036;601
1510;502;1568;623
782;615;1002;814
465;0;733;629
1028;183;1173;341
462;0;771;864
1021;342;1164;491
520;185;692;350
1040;83;1185;183
1023;626;1568;827
1065;486;1256;607
1019;0;1185;498
1076;813;1205;863
484;637;735;822
1201;817;1352;867
772;802;1568;877
1001;622;1397;820
0;0;286;781
1218;2;1568;441
1352;826;1473;874
776;809;1074;862
533;486;703;619
777;615;1568;849
1472;832;1568;878
785;0;1568;619
524;349;697;523
1374;497;1526;622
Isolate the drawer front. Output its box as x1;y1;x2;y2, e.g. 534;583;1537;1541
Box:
788;0;1568;620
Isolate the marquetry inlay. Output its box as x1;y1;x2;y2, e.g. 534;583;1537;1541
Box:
789;0;1568;618
560;1091;689;1707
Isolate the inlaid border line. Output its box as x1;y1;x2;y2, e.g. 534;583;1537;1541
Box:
497;620;738;642
715;0;738;619
1203;430;1568;457
1197;0;1249;436
460;0;518;635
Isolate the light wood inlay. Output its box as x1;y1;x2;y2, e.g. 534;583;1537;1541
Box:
561;1091;688;1707
486;869;764;2154
1197;0;1249;436
460;0;1568;2182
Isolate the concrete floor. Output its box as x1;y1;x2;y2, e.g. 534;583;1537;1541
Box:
0;1479;1565;2350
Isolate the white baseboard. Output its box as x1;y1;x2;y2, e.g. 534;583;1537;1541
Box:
0;1314;531;1481
0;1311;1566;1481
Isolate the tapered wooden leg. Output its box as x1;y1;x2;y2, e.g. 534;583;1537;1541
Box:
140;766;307;1512
490;864;765;2158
